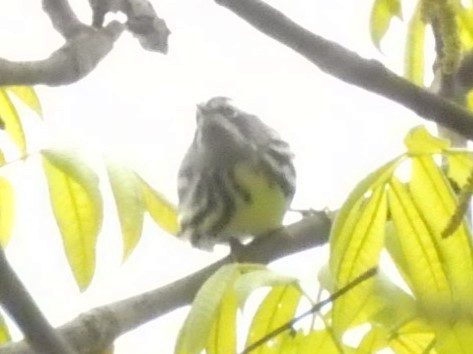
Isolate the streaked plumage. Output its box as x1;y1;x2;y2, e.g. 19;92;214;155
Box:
177;97;295;250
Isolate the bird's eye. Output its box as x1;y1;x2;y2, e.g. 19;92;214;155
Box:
219;106;237;118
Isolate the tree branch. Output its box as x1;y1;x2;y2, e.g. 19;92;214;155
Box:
0;0;170;86
0;22;124;86
0;247;75;354
42;0;85;38
215;0;473;140
0;212;331;354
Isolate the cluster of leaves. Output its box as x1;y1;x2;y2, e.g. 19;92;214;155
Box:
0;86;178;343
370;0;473;86
0;86;179;342
177;126;473;353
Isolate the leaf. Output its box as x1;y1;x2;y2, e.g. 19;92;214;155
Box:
105;161;144;260
404;3;426;85
0;88;25;154
434;320;473;354
404;126;450;155
356;326;389;354
41;149;102;290
409;156;473;305
297;330;343;354
138;176;179;236
5;86;42;116
0;314;10;344
330;186;388;333
245;284;301;352
330;155;403;270
387;177;451;306
444;150;473;188
0;178;14;247
389;319;435;354
207;289;238;354
176;264;243;354
234;269;297;308
369;0;402;49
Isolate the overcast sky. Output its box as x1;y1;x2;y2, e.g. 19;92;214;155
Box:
0;0;425;352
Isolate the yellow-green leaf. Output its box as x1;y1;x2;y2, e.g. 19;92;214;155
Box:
356;326;389;354
404;3;426;85
404;126;450;155
0;314;10;344
330;186;387;333
330;155;403;270
245;284;301;352
138;176;179;236
207;289;237;354
434;320;473;354
176;264;242;354
387;177;451;306
5;86;42;116
389;319;435;354
370;0;402;48
444;150;473;188
409;156;473;305
0;178;14;247
0;88;25;154
234;269;297;308
41;149;102;290
105;161;144;260
298;330;343;354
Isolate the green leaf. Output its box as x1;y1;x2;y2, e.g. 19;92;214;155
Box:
245;284;301;352
41;149;102;290
369;0;402;49
404;126;450;155
105;161;144;260
176;264;243;354
0;178;14;247
404;3;426;85
5;86;42;116
0;88;26;154
138;176;179;236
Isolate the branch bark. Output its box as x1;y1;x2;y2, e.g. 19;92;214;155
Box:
0;212;331;354
0;247;75;354
0;0;169;86
215;0;473;140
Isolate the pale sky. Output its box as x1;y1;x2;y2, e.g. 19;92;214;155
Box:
0;0;425;352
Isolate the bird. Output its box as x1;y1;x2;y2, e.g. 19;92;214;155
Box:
177;97;296;250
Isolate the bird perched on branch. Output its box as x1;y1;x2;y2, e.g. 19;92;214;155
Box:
177;97;296;250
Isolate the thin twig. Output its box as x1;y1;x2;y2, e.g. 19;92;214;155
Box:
241;267;378;354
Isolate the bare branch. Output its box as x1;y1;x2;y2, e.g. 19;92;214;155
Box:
0;212;331;354
42;0;85;38
0;247;75;354
215;0;473;141
0;22;124;86
89;0;170;53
